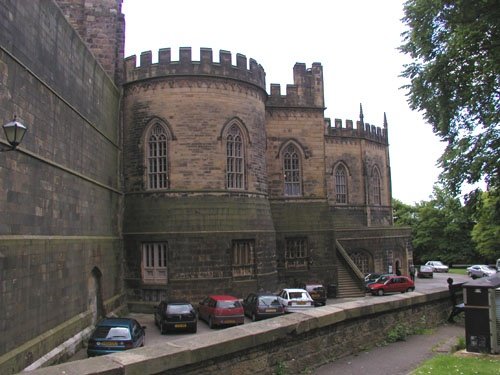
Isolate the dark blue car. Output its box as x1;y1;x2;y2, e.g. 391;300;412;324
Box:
87;317;145;357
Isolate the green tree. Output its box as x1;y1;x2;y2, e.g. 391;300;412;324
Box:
411;187;476;264
400;0;500;195
470;189;500;260
392;198;418;227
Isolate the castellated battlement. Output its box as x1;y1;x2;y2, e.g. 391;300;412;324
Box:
325;118;388;144
123;47;266;89
267;62;325;109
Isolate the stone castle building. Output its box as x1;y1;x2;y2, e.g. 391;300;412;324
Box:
0;0;411;372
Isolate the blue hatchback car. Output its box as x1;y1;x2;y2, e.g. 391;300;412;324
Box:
87;317;146;357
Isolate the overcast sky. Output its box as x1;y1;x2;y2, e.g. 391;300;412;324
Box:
122;0;446;204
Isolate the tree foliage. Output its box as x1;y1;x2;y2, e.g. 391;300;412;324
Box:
394;187;478;264
392;198;418;227
470;189;500;259
400;0;500;194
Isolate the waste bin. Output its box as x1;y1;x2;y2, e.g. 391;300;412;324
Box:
462;273;500;354
327;284;337;298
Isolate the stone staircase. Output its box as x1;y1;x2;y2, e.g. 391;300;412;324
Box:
336;260;366;298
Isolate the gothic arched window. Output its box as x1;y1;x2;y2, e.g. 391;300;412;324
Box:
283;144;301;196
372;167;381;205
226;125;244;189
335;164;348;203
350;251;370;274
147;123;168;190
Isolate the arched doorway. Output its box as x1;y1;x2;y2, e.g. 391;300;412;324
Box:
395;259;401;276
88;267;105;324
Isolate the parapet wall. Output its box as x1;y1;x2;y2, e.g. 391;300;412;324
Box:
326;118;388;144
123;47;266;90
267;62;325;108
29;290;453;375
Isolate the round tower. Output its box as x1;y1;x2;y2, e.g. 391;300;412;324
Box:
122;48;277;302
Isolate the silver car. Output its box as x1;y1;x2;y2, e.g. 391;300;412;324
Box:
466;264;497;279
277;288;314;313
425;261;449;273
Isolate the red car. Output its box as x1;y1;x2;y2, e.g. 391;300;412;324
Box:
368;275;415;296
198;295;244;328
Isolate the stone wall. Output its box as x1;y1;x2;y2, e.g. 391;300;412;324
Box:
123;195;278;304
265;108;326;199
0;1;123;372
55;0;125;83
28;290;454;375
270;200;337;288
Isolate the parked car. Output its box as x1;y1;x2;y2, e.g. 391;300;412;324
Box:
276;288;314;313
300;283;327;306
466;264;497;279
496;258;500;272
242;292;284;321
367;275;415;296
364;273;382;283
154;300;197;334
87;317;145;357
365;273;394;292
198;295;244;328
417;265;433;278
425;261;449;273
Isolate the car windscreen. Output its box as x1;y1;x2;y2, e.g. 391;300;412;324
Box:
310;286;325;293
166;304;192;314
259;296;280;306
289;292;307;299
217;300;242;308
92;326;131;340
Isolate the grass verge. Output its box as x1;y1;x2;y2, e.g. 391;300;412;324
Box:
411;354;500;374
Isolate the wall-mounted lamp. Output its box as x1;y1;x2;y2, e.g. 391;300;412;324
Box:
1;116;27;152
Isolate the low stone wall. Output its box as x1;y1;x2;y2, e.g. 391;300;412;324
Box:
0;294;127;375
29;290;453;375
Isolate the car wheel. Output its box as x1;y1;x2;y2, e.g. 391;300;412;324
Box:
377;289;384;296
190;325;197;333
208;316;214;329
160;322;166;335
251;313;256;322
407;287;414;292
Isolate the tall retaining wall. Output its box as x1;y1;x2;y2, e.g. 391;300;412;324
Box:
29;290;454;375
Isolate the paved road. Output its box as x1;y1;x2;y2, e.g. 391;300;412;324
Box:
68;272;470;362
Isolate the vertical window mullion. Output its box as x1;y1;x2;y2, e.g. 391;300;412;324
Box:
226;125;244;189
147;124;168;190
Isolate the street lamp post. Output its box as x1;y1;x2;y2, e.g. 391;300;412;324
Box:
1;116;27;152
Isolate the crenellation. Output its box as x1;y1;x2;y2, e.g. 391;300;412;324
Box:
249;58;259;72
123;47;266;90
267;62;324;108
270;83;281;96
220;50;231;66
200;48;212;63
159;48;171;64
140;50;152;66
327;117;388;144
180;47;191;63
286;84;298;98
236;53;246;69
